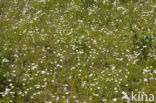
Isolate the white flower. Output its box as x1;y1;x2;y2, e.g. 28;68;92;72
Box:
43;78;47;81
102;98;107;102
153;70;156;74
65;92;69;95
51;80;54;83
144;78;148;82
41;71;46;74
5;88;11;93
112;98;117;102
56;97;59;101
89;73;93;77
93;94;99;97
2;58;9;63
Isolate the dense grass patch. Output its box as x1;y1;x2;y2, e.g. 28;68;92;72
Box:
0;0;156;102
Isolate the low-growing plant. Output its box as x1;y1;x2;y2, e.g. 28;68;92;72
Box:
131;28;155;60
0;53;9;98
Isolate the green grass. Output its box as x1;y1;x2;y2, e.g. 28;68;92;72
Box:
0;0;156;103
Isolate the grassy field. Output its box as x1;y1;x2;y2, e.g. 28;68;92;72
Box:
0;0;156;103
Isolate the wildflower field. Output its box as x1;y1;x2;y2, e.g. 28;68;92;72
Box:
0;0;156;103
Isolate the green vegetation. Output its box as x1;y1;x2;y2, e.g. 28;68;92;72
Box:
0;0;156;102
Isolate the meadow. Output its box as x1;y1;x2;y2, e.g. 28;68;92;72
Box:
0;0;156;103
